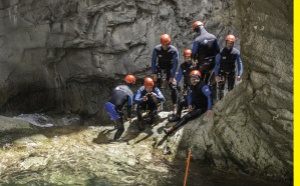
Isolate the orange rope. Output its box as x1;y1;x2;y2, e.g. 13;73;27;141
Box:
183;149;192;186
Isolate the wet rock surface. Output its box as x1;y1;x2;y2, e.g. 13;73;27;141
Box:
0;113;290;185
0;112;178;185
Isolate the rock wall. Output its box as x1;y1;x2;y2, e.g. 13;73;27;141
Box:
0;0;232;117
177;0;293;181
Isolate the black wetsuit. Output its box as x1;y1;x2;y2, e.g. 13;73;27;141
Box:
151;44;179;104
104;84;134;140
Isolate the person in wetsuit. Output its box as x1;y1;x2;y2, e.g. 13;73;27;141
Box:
134;77;165;130
192;21;220;102
163;70;212;135
214;34;243;100
104;75;136;140
151;34;179;115
168;48;200;122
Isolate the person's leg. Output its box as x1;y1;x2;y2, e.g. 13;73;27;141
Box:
208;72;217;103
227;72;236;91
165;71;178;114
156;69;163;89
164;108;206;134
168;97;187;122
136;103;146;131
104;102;120;120
113;117;124;140
136;104;144;122
218;73;226;100
147;101;158;124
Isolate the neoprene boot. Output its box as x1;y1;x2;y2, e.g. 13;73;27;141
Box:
163;127;174;135
113;118;124;140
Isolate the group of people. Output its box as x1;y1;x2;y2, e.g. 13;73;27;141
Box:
105;20;243;140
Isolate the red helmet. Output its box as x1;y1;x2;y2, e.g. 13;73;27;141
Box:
189;70;201;78
144;77;154;87
124;75;136;84
226;35;236;43
160;34;171;45
192;21;204;30
183;49;192;57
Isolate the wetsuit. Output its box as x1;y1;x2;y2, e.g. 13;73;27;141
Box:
171;81;212;131
174;61;200;118
151;44;179;105
135;86;165;124
104;84;134;140
214;47;243;99
192;28;220;101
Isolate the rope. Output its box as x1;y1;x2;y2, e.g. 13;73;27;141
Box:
183;149;192;186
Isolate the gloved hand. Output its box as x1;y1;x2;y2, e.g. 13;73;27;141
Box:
151;93;157;99
142;96;148;101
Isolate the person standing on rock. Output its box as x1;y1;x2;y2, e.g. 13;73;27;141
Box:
214;34;243;100
151;34;179;117
163;70;212;135
192;21;220;101
168;49;200;122
134;77;165;131
104;75;136;141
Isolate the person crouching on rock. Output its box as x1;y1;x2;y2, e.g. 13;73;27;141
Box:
104;75;136;141
163;70;212;135
134;77;165;131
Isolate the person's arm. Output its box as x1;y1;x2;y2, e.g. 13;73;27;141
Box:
214;54;221;76
151;48;158;74
191;40;198;61
187;88;193;112
175;67;183;84
188;88;192;106
154;88;165;102
201;85;212;110
213;39;220;56
237;53;243;76
134;89;143;103
171;50;179;78
126;95;134;118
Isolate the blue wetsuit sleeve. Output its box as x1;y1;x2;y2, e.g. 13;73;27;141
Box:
171;50;179;78
126;95;133;118
192;40;198;60
188;88;192;105
237;54;243;76
214;54;221;76
175;67;183;83
202;85;212;110
151;48;158;74
155;88;165;102
134;89;143;103
214;39;220;55
127;95;133;106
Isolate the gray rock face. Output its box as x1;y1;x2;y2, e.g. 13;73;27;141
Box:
0;0;231;116
0;0;293;182
177;0;293;181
